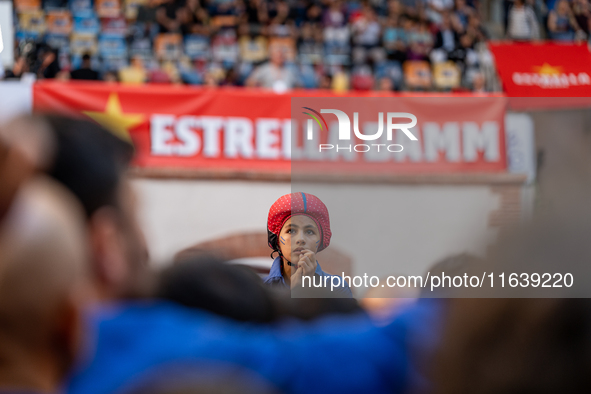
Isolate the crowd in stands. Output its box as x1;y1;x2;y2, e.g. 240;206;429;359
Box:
505;0;591;40
2;0;499;91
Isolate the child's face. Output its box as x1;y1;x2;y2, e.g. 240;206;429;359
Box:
278;215;321;263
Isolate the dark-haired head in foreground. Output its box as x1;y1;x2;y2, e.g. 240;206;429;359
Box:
158;255;276;323
431;214;591;393
158;253;363;323
43;115;149;300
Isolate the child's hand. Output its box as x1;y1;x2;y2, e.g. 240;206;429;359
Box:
290;249;317;290
298;249;317;277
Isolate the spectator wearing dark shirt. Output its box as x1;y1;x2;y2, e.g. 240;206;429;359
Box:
434;13;460;54
573;0;591;35
35;48;60;79
156;0;183;33
71;54;100;81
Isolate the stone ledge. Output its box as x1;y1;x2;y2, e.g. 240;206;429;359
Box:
130;167;528;185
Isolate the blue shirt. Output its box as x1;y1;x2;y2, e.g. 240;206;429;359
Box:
263;257;353;298
66;299;444;394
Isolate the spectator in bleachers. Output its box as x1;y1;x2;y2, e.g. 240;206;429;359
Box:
305;2;323;25
318;73;332;89
434;13;460;56
383;15;408;63
407;19;434;60
8;0;499;91
426;0;455;24
507;0;540;40
181;0;211;35
352;3;382;48
453;0;475;32
70;53;100;81
3;56;28;80
268;0;295;37
239;23;269;63
297;22;323;64
470;70;486;92
242;0;269;31
119;55;148;84
448;33;476;69
548;0;583;40
36;47;60;80
377;75;395;91
156;0;183;33
245;46;297;91
388;0;406;18
103;71;119;82
204;69;222;86
466;14;488;43
136;0;162;26
221;67;239;85
323;0;347;28
573;0;591;36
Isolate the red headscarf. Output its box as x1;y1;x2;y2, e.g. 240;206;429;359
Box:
267;192;332;252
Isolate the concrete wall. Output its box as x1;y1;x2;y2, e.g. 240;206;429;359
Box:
131;179;291;266
132;177;522;281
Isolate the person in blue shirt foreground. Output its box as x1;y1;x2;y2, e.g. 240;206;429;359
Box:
263;192;352;298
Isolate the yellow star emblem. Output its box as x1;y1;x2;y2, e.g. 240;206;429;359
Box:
533;63;563;75
83;93;145;143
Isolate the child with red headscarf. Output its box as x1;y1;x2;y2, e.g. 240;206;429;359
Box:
264;192;352;298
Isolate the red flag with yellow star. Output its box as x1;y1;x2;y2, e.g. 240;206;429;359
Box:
33;81;294;177
33;81;509;177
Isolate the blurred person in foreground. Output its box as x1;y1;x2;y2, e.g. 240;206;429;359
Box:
0;177;91;393
361;276;419;326
42;115;149;300
159;254;363;322
426;212;591;394
432;297;591;394
158;255;276;323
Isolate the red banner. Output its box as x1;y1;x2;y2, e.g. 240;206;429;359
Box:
33;82;507;176
489;42;591;98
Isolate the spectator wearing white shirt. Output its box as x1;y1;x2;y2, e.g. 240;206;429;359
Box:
507;0;540;40
245;47;297;92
